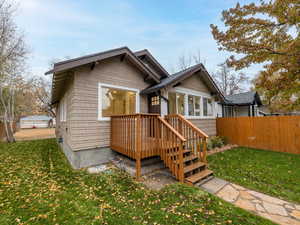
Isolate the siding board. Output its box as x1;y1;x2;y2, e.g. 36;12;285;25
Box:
71;57;151;150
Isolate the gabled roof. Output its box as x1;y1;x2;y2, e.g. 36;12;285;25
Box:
224;91;262;106
45;46;160;82
141;63;225;100
46;47;162;104
134;49;169;78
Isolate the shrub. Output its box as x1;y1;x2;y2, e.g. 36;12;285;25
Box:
220;136;228;145
207;136;225;150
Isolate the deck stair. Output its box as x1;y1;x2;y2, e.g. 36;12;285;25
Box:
110;113;213;185
165;114;213;185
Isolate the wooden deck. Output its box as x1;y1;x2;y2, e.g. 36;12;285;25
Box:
111;137;181;159
110;114;211;184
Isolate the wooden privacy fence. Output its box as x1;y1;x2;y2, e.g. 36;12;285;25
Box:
217;116;300;154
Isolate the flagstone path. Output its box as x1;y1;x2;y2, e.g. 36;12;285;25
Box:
199;177;300;225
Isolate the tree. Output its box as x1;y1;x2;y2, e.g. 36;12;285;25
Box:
210;0;300;111
177;50;206;71
213;62;250;95
31;76;55;118
0;0;27;142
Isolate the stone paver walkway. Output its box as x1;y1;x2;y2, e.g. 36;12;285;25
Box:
199;177;300;225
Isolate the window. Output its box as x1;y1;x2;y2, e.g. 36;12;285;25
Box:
60;97;67;122
168;92;185;115
151;96;160;106
188;95;201;116
168;88;215;118
99;84;139;119
203;98;213;116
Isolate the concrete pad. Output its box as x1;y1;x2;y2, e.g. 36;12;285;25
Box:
199;177;228;194
111;154;165;176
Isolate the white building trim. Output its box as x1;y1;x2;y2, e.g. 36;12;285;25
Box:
98;83;140;121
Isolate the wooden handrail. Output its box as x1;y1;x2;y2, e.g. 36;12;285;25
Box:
165;114;208;164
166;114;209;138
157;116;186;142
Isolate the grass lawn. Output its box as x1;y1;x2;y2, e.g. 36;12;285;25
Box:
208;147;300;204
0;139;275;225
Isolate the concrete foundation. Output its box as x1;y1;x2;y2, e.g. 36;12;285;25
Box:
58;139;116;169
58;138;165;175
111;154;165;176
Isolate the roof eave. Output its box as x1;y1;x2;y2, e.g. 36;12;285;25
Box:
45;47;160;83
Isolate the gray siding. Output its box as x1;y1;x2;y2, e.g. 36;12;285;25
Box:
189;119;216;136
71;57;151;151
55;75;75;149
179;72;210;94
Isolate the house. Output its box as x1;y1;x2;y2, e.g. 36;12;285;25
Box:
221;91;263;117
20;115;55;129
46;47;225;184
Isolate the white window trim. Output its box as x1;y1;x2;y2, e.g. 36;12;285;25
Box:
98;83;140;121
168;87;216;119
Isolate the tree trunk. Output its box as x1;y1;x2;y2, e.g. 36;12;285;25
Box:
0;87;15;143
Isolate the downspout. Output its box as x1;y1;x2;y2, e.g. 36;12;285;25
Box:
248;105;251;117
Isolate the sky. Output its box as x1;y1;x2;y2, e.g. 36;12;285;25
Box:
15;0;262;82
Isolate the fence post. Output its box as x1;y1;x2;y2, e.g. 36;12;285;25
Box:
136;114;142;180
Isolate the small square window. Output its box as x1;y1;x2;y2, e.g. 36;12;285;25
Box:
151;96;160;106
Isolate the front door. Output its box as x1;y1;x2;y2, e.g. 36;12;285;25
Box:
148;94;161;114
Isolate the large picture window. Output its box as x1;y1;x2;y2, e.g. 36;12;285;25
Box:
168;92;185;115
99;84;139;119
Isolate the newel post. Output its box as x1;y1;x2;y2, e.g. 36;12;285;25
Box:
203;137;207;163
136;114;142;180
110;116;113;148
178;141;184;183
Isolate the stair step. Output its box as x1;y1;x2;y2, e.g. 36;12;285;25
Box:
184;161;206;173
175;155;198;164
168;149;191;157
185;169;213;184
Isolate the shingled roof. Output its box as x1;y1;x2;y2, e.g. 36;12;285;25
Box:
141;63;225;100
46;47;161;104
224;91;262;106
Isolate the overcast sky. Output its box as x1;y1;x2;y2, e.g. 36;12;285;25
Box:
16;0;262;82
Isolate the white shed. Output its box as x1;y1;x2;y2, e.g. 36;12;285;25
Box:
20;115;55;129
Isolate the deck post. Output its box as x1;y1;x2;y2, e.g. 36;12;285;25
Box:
136;114;142;180
178;141;184;183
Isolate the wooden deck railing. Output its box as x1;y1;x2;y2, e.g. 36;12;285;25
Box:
156;116;186;182
165;114;208;163
111;114;186;182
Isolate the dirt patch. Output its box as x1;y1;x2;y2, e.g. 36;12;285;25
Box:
208;144;238;156
15;128;55;141
141;169;177;191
